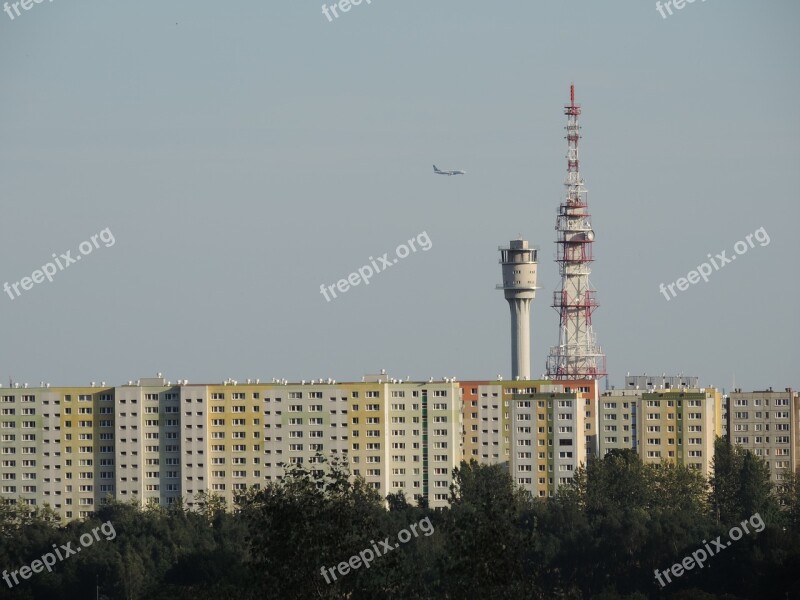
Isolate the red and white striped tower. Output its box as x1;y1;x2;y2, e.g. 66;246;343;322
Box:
545;85;607;380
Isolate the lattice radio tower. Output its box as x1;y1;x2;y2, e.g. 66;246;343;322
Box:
545;85;607;380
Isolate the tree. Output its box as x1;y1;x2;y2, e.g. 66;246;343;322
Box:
193;491;227;524
710;437;777;525
386;491;410;512
439;461;536;598
710;437;744;524
239;455;386;599
776;471;800;530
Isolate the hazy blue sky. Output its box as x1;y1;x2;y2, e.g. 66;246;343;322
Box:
1;0;798;391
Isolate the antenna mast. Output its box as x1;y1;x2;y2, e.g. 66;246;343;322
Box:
546;85;607;380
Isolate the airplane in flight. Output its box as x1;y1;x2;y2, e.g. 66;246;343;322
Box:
433;165;465;176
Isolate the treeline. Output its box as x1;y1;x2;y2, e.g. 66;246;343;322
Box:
1;439;799;599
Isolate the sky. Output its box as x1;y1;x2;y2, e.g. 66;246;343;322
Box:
1;0;798;392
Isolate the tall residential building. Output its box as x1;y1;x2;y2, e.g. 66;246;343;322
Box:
115;379;181;508
721;393;729;438
459;379;599;497
470;382;508;467
1;385;117;521
0;375;754;521
597;389;640;456
459;381;483;461
636;388;722;476
727;388;797;485
510;389;587;498
204;382;272;502
343;379;462;507
600;377;722;466
0;378;466;518
62;386;117;520
187;378;463;510
1;388;49;511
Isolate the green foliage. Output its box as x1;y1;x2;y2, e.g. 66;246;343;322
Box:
0;444;796;599
440;461;537;598
710;437;779;525
777;470;800;529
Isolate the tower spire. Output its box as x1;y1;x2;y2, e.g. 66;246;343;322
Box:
546;85;607;380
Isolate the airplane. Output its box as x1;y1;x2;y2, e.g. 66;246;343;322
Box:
433;165;465;176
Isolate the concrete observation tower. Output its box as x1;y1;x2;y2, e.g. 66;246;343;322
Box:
497;240;539;380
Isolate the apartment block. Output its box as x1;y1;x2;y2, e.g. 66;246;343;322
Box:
597;389;640;456
61;387;117;520
0;388;47;511
262;382;350;488
721;393;729;437
347;379;461;508
637;389;721;475
727;388;797;485
0;375;747;521
472;382;507;466
510;391;586;498
459;379;598;498
459;381;482;462
115;379;181;508
180;384;210;508
181;379;460;510
206;383;268;501
0;385;118;520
